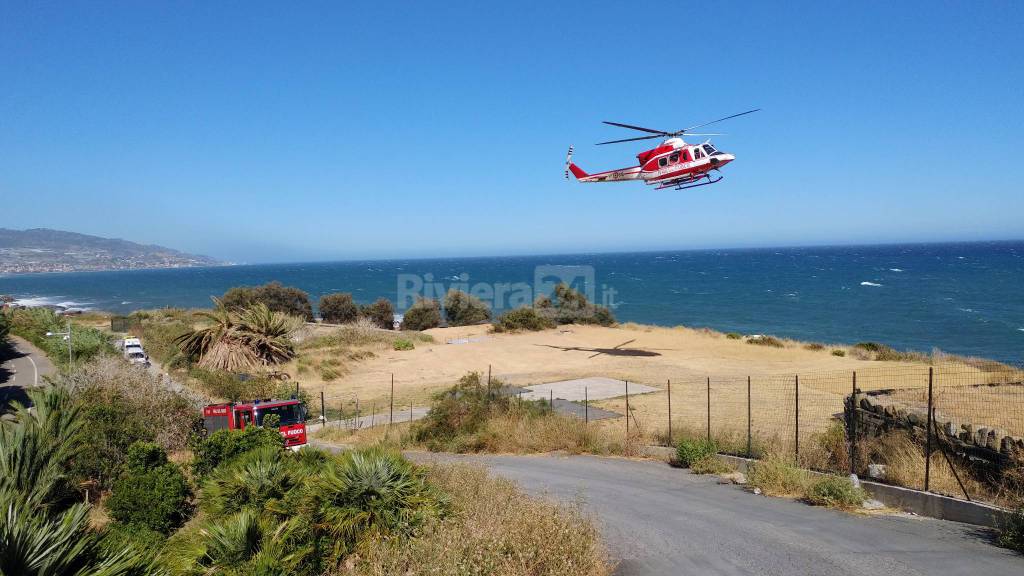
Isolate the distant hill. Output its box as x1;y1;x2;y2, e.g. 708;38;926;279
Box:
0;228;226;274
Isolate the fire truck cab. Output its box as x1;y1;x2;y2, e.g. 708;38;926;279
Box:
202;398;308;450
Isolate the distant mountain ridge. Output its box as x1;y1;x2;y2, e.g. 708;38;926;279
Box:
0;228;225;274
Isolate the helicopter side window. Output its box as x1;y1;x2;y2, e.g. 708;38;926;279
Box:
658;157;668;167
681;149;691;162
703;144;717;155
693;147;705;159
669;153;679;164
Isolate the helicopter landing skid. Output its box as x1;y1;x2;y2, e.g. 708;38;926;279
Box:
655;173;723;191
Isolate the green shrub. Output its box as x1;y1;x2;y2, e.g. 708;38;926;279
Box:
0;311;10;340
72;392;154;490
192;426;285;478
319;292;358;324
676;437;719;468
747;335;784;348
805;475;867;509
854;341;885;352
747;454;809;496
200;446;302;519
6;307;114;366
393;338;415;351
221;281;314;321
831;349;846;357
999;507;1024;552
402;297;442;331
492;306;555;332
443;289;491;326
804;342;825;351
542;283;615;326
690;455;732;475
107;442;191;534
725;332;742;340
360;298;395;329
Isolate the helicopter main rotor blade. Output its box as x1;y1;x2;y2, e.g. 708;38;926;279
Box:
681;108;761;133
596;134;665;145
602;121;669;135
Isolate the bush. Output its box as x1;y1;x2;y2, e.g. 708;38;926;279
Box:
492;306;555;332
541;283;615;326
831;349;846;357
805;475;867;509
747;454;809;496
393;338;415;351
999;507;1024;552
106;442;191;534
725;332;742;340
73;395;153;489
192;426;285;478
6;307;114;366
854;341;886;352
360;298;395;329
691;455;733;475
0;311;9;340
221;281;314;321
746;335;784;348
319;292;358;324
199;446;302;519
676;438;719;468
402;297;441;331
804;342;825;351
443;289;491;326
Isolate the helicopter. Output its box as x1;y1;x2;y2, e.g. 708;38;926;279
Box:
565;109;759;190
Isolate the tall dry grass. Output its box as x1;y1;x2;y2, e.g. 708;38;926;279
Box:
353;463;612;576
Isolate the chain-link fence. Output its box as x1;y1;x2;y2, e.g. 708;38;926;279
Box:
295;363;1024;507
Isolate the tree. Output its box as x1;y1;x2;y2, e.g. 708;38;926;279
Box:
546;283;615;327
319;293;358;324
222;282;314;322
175;302;300;372
360;298;395;330
401;298;441;331
492;306;555;332
442;289;490;326
106;442;191;534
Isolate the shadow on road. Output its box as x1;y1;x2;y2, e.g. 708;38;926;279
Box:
0;340;32;413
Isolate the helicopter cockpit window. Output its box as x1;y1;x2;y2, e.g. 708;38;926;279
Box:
658;157;668;167
693;148;705;159
703;144;717;155
669;153;679;164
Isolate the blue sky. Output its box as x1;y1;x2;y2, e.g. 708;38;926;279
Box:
2;1;1022;263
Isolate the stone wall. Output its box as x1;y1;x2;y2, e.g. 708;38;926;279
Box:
849;391;1024;465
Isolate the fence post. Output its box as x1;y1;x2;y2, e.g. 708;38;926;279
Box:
747;376;752;458
667;379;672;446
585;386;589;424
925;367;934;492
794;375;800;462
706;377;711;442
550;389;553;412
850;371;857;475
390;374;395;426
295;382;299;399
487;365;492;397
625;380;630;442
320;390;325;424
409;404;413;423
370;403;375;428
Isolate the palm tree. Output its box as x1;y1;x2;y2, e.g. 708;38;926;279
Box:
174;301;300;372
0;388;162;576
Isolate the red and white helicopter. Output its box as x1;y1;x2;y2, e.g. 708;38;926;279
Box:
565;109;759;190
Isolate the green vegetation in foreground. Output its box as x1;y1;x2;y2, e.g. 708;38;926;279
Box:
4;307;113;367
493;282;615;332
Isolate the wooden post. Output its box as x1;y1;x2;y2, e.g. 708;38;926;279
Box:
850;371;857;474
706;377;711;442
746;376;752;457
794;375;800;462
390;374;395;426
667;379;672;446
625;380;630;442
320;390;325;424
585;386;589;424
925;367;934;492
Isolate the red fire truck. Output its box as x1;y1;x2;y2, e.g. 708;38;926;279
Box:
202;398;308;450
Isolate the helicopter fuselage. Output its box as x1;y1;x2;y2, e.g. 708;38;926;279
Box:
567;137;735;189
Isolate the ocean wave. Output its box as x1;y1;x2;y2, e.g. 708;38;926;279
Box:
860;281;883;287
889;268;904;272
10;296;93;310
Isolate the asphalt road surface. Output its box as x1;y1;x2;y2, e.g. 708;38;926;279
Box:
0;336;54;408
366;449;1022;576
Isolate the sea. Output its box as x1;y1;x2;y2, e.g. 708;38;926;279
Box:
2;241;1022;364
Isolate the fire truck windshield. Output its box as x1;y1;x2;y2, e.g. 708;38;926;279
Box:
256;403;303;426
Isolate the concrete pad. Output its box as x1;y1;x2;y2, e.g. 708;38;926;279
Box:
521;377;659;402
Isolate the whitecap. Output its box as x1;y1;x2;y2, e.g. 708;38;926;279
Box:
1018;328;1024;332
860;281;883;287
889;268;903;272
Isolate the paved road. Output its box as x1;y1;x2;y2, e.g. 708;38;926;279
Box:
0;336;55;408
316;445;1022;576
